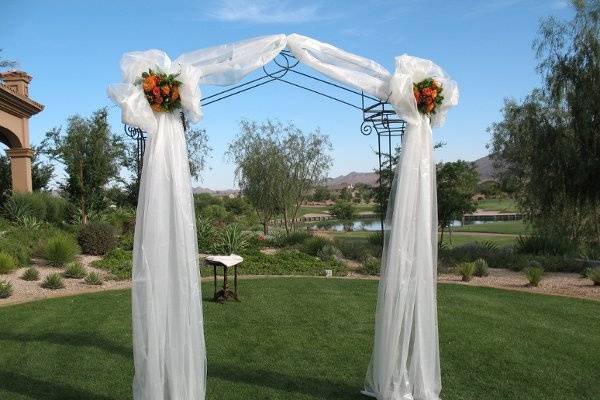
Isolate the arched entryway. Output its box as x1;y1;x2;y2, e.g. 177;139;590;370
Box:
0;71;44;192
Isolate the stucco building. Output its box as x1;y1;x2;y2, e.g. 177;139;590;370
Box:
0;71;44;192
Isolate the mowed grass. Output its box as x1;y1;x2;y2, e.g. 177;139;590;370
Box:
452;221;528;235
476;198;519;213
0;279;598;400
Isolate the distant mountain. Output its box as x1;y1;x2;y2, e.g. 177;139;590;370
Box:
326;171;378;189
192;187;239;196
473;155;504;182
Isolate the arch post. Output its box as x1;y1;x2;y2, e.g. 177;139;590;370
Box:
6;147;33;192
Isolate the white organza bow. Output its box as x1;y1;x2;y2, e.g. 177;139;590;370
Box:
107;50;203;135
388;54;459;127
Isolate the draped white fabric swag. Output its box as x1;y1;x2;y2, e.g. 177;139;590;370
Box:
108;33;458;400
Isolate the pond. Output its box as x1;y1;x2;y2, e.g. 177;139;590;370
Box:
310;218;507;232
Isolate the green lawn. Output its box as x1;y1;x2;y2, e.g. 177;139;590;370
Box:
0;279;598;399
452;221;528;235
476;198;519;213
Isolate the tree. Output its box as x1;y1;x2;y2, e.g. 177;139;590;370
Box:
329;199;357;231
41;108;124;224
436;160;478;244
227;120;287;235
311;185;332;202
0;49;17;71
489;0;600;245
227;120;332;235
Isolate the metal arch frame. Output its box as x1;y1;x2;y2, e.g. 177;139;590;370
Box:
124;50;405;231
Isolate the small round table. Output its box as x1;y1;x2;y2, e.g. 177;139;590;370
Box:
204;256;243;302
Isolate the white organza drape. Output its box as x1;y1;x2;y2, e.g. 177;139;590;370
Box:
108;33;457;400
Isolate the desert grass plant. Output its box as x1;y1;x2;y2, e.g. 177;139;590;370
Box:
473;258;489;277
456;262;476;282
587;267;600;286
41;273;65;290
524;266;544;287
63;262;86;279
0;251;17;274
0;279;12;298
21;267;40;281
217;224;249;255
84;271;103;285
317;244;342;262
43;234;79;267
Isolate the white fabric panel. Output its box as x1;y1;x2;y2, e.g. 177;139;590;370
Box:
176;34;287;86
132;112;205;400
287;33;392;100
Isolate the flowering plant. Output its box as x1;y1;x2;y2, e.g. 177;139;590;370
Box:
137;69;182;113
413;78;444;115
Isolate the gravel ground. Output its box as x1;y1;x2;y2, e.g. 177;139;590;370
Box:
0;255;131;307
439;268;599;301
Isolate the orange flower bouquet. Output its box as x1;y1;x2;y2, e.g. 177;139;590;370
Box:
137;69;182;113
413;79;444;115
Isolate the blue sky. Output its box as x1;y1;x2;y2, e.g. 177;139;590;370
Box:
1;0;572;190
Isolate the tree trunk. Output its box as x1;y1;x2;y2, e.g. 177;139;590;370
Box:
440;226;445;246
283;207;290;235
262;222;268;236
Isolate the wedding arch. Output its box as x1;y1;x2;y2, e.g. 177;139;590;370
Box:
108;33;458;400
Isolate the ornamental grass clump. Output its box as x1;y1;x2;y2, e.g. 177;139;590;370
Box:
21;267;40;281
587;267;600;286
41;273;65;290
473;258;489;277
63;262;86;279
524;266;544;287
0;280;13;298
0;251;17;274
456;262;476;282
84;271;103;286
43;234;79;267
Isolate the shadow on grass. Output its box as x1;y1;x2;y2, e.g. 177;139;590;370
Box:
0;370;116;400
208;362;366;399
0;331;132;359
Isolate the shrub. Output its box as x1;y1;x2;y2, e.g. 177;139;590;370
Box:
0;251;17;274
301;236;331;256
77;222;118;256
119;231;134;251
92;248;132;280
15;215;43;230
43;234;79;267
0;280;12;298
84;271;103;285
516;234;576;256
333;237;378;261
456;262;476;282
2;192;68;224
368;231;384;247
361;256;380;275
21;267;40;281
524;266;544;287
63;262;86;279
269;230;312;248
236;248;347;276
473;258;489;277
587;267;600;286
196;218;218;254
317;244;342;261
216;224;249;255
41;273;65;289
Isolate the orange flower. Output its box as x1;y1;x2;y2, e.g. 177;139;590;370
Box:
154;95;163;104
143;76;156;91
414;88;421;103
430;89;438;98
422;87;434;97
161;85;170;95
171;86;180;100
151;103;162;112
427;103;435;113
152;86;161;97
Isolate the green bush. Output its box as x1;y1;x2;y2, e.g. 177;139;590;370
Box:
196;218;218;254
333;237;379;261
301;236;331;257
77;222;118;255
473;258;489;277
0;279;13;298
63;262;86;279
586;267;600;286
21;267;40;281
92;248;132;280
0;251;17;274
41;273;65;289
361;256;380;275
368;231;384;247
269;230;312;248
2;192;68;224
43;234;79;267
516;234;576;256
524;266;544;287
317;244;342;261
231;248;346;276
456;262;476;282
216;224;249;255
84;271;103;285
119;231;134;251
